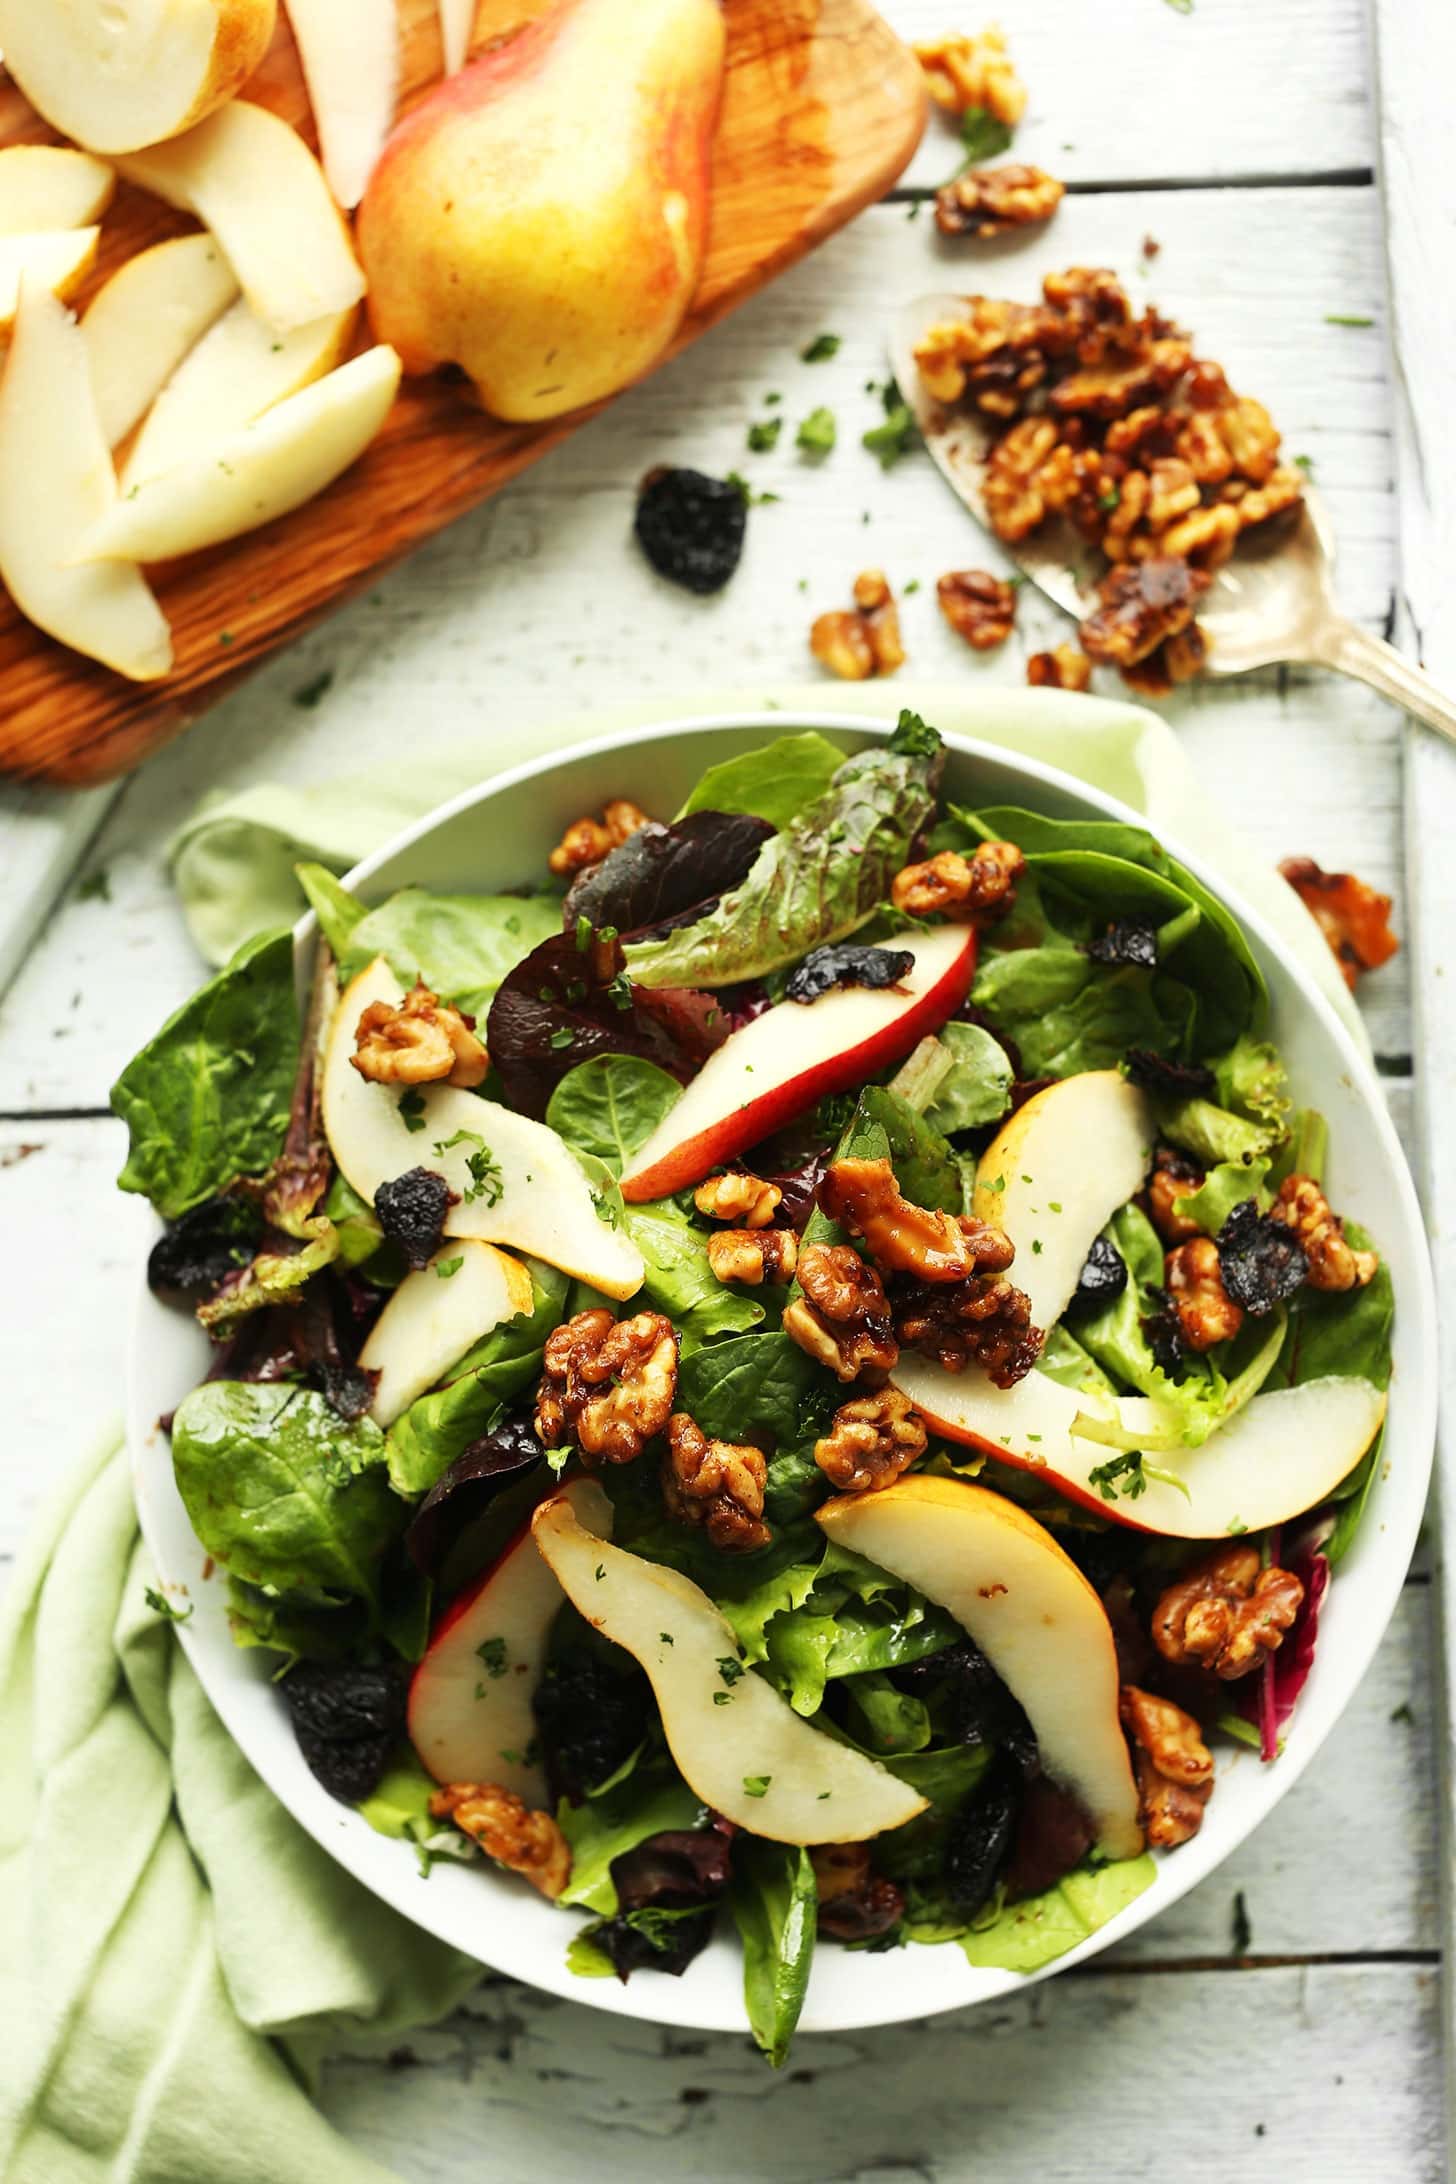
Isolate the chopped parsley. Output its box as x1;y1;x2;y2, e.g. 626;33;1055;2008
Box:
144;1586;192;1624
797;406;837;455
1324;312;1373;328
746;416;782;452
1087;1452;1148;1502
801;332;841;362
726;471;780;506
475;1637;508;1678
434;1129;504;1206
717;1656;745;1686
742;1774;771;1799
292;668;335;709
713;1691;734;1706
659;1632;675;1646
955;108;1013;167
550;1026;576;1051
398;1089;427;1134
434;1255;464;1280
862;380;920;469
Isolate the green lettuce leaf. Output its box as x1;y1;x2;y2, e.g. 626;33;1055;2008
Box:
384;1261;571;1496
546;1055;682;1173
296;862;367;960
1153;1094;1282;1168
323;1171;387;1270
676;731;845;829
890;1019;1013;1134
841;1672;932;1754
171;1382;403;1605
624;715;942;989
1269;1221;1393;1392
112;927;298;1219
557;1775;705;1913
1172;1157;1271;1236
960;1854;1155;1973
730;1839;817;2068
1213;1033;1290;1131
626;1197;764;1350
335;884;560;1014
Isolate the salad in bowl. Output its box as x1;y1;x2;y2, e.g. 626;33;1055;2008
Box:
117;712;1401;2064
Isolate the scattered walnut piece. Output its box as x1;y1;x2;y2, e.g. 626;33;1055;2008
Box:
814;1387;928;1493
706;1228;798;1286
1165;1235;1244;1352
429;1783;571;1897
890;839;1025;921
936;567;1018;651
1152;1542;1306;1682
662;1413;770;1552
811;1841;906;1941
913;25;1027;123
1279;856;1399;988
1026;644;1092;691
1270;1174;1379;1292
819;1155;1016;1283
1120;1685;1212;1849
1080;556;1209;669
893;1270;1041;1387
784;1242;899;1384
351;980;489;1089
547;798;651;876
935;163;1064;240
695;1172;782;1229
1145;1143;1205;1245
810;569;905;681
534;1307;678;1464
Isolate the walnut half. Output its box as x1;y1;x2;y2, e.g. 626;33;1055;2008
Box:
352;981;488;1089
814;1388;927;1493
818;1155;1016;1283
890;839;1025;922
534;1307;679;1464
1151;1542;1305;1682
783;1242;899;1384
1165;1235;1244;1352
429;1782;571;1897
937;567;1018;651
1120;1685;1212;1849
548;798;651;876
811;570;906;681
1270;1174;1378;1292
936;164;1064;240
663;1413;770;1552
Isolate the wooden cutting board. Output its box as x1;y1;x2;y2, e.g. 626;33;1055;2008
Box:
0;0;925;787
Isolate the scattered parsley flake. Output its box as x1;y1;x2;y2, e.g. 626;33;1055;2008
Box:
1162;0;1193;14
862;383;920;469
292;668;334;710
546;1449;570;1477
797;406;837;455
476;1637;508;1678
903;578;920;595
801;332;841;363
1087;1452;1148;1502
1226;1517;1248;1536
659;1632;675;1646
398;1089;427;1134
742;1774;771;1798
1293;453;1316;477
1324;312;1373;327
713;1692;733;1706
727;470;779;506
1391;1701;1415;1725
145;1586;192;1624
434;1256;465;1280
717;1656;745;1686
1048;1201;1063;1213
550;1027;576;1051
955;107;1013;167
1231;1890;1252;1955
746;416;782;452
75;867;111;904
595;1564;606;1582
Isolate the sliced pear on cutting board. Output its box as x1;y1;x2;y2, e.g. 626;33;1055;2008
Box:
0;0;277;155
80;345;401;562
0;230;102;334
533;1494;928;1844
0;277;172;680
359;1239;535;1427
816;1475;1143;1860
82;234;241;448
0;146;114;232
320;957;645;1301
284;0;400;210
121;296;360;489
117;102;366;333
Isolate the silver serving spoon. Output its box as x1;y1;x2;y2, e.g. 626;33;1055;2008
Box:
891;291;1456;743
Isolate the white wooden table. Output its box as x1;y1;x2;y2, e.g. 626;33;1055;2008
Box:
1;2;1449;2174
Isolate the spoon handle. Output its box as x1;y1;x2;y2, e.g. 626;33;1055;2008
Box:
1311;617;1456;745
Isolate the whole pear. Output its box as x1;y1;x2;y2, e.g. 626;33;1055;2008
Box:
357;0;726;421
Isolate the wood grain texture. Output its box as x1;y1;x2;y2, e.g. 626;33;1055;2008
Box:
0;0;927;787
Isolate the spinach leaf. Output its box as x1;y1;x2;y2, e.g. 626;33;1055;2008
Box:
960;1854;1155;1973
340;887;560;1015
841;1671;932;1754
557;1776;705;1914
546;1056;683;1174
676;731;845;829
971;911;1185;1080
384;1260;571;1496
226;1578;369;1664
1153;1094;1282;1168
171;1382;403;1604
296;862;367;961
730;1839;817;2068
626;1198;765;1351
1172;1157;1270;1236
763;1608;838;1715
876;1743;995;1885
891;1020;1013;1134
113;928;298;1219
676;1331;829;1447
624;715;942;989
1269;1222;1393;1392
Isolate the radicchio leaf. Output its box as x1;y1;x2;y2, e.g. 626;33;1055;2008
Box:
589;1824;735;1980
561;811;774;938
1240;1535;1330;1759
404;1418;545;1575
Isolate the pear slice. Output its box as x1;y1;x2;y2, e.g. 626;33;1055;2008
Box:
121;296;360;489
359;1239;535;1427
117;102;366;332
0;0;277;156
816;1477;1143;1861
972;1071;1154;1332
0;278;172;681
893;1352;1388;1539
409;1477;613;1805
82;235;241;448
0;230;102;334
80;345;401;563
533;1495;929;1844
320;958;646;1301
0;147;114;232
438;0;477;72
284;0;399;210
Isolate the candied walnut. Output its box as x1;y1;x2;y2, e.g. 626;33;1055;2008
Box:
706;1228;798;1286
1120;1686;1212;1849
1279;856;1399;988
662;1413;770;1552
1118;620;1208;698
814;1387;928;1493
784;1242;898;1384
1049;340;1192;423
891;839;1025;922
1106;405;1179;464
913;26;1026;123
893;1271;1041;1387
1270;1174;1379;1292
1026;643;1093;692
1145;1144;1204;1245
547;799;651;877
982;416;1062;540
695;1172;782;1228
935;163;1064;240
429;1782;571;1897
811;570;905;681
534;1307;679;1464
819;1155;1016;1284
936;567;1017;651
1079;556;1209;669
1176;408;1236;487
1165;1235;1244;1352
1227;463;1304;531
1147;500;1240;571
811;1842;905;1942
1217;393;1281;483
1152;1543;1306;1682
1144;456;1201;534
351;981;489;1090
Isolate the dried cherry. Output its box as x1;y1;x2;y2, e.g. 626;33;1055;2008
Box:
532;1651;653;1805
281;1661;406;1805
1067;1233;1128;1313
634;466;747;594
1124;1048;1217;1101
783;942;915;1005
374;1167;454;1271
943;1756;1020;1917
1217;1196;1309;1314
589;1823;734;1980
1083;917;1159;969
147;1194;261;1301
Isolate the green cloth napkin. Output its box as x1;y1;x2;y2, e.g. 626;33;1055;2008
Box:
3;681;1368;2184
0;1437;482;2184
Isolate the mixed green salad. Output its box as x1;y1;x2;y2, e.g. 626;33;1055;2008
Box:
116;716;1393;2064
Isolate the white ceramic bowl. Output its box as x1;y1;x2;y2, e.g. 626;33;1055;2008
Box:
128;705;1437;2037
